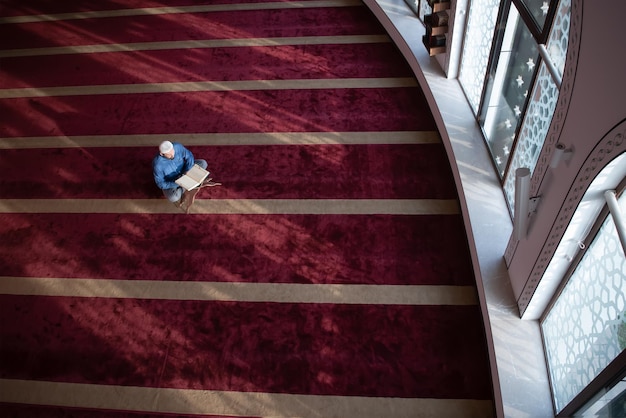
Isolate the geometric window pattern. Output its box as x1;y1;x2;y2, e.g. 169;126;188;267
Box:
502;0;571;209
541;192;626;413
414;0;571;211
458;0;500;114
503;61;558;209
547;0;572;75
480;5;539;178
522;0;551;30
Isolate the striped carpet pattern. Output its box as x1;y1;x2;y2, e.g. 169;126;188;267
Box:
0;1;495;417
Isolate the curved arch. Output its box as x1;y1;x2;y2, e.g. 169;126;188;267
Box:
521;119;626;316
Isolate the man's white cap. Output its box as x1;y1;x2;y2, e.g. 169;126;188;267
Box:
159;141;173;154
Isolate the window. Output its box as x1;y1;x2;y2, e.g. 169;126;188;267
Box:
501;0;570;210
540;156;626;414
479;4;540;178
458;0;570;211
573;368;626;417
458;0;500;114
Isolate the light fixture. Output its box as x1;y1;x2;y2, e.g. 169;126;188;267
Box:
513;167;541;241
549;142;572;168
514;168;531;240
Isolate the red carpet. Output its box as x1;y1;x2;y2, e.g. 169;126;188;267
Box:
1;296;490;399
1;88;433;137
1;43;414;87
0;214;474;285
0;6;384;48
0;0;494;416
0;144;457;198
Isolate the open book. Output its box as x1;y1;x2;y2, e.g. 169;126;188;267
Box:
175;164;210;191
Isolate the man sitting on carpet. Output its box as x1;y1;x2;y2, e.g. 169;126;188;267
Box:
152;140;211;209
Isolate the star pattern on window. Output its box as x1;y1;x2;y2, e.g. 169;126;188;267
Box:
527;58;535;71
516;75;525;87
514;105;521;116
505;119;512;129
541;2;549;15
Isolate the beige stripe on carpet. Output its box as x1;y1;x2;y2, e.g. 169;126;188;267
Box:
0;277;477;305
0;131;439;149
0;0;364;24
0;35;391;58
0;379;495;418
0;199;460;215
0;78;417;98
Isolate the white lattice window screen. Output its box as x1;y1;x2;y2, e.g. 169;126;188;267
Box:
547;0;571;75
503;62;558;208
458;0;500;114
502;0;571;210
541;191;626;413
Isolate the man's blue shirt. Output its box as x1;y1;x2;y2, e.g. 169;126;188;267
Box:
152;142;196;190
